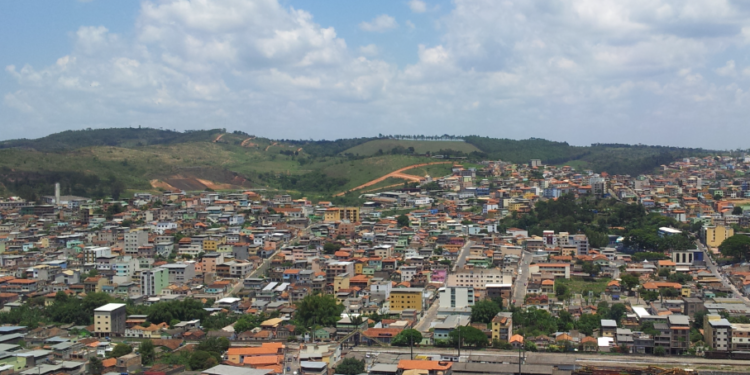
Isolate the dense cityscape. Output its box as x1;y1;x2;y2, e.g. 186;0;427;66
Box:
1;150;750;374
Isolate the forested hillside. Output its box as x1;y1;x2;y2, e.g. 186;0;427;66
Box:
0;128;717;201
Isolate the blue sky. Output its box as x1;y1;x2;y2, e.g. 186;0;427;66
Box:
3;0;750;149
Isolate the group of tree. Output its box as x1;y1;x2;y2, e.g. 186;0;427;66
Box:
391;329;423;347
294;294;345;328
470;298;503;324
719;235;750;262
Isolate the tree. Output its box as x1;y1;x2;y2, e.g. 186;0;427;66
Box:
336;357;365;375
233;313;265;333
524;341;538;352
607;303;627;323
108;343;133;358
391;329;423;347
492;339;513;349
581;261;601;276
196;337;230;354
555;284;568;299
89;356;104;375
323;242;342;255
719;235;750;262
140;340;156;365
295;294;344;328
396;214;410;228
449;326;487;348
733;206;743;215
621;273;640;292
189;350;218;371
470;300;501;324
654;346;666;356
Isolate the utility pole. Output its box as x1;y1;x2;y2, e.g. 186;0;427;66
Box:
457;327;461;358
410;334;413;360
518;347;525;375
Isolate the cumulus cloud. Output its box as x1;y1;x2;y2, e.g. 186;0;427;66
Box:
408;0;427;13
5;0;750;148
359;14;398;32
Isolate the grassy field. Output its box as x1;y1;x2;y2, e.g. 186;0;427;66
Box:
321;155;438;191
343;139;481;156
556;277;612;296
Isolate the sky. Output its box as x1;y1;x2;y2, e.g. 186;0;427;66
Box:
3;0;750;149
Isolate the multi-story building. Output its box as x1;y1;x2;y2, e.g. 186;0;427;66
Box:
389;288;423;313
325;261;354;284
323;207;360;223
492;312;513;342
446;269;511;290
83;246;112;264
141;267;169;296
438;286;475;309
216;261;253;279
529;263;571;279
731;323;750;351
124;230;148;256
160;263;196;285
705;316;732;351
94;303;127;337
668;315;690;355
702;225;734;248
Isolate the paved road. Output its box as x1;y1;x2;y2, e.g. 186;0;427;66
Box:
512;250;532;307
414;297;440;332
698;241;750;306
453;240;474;271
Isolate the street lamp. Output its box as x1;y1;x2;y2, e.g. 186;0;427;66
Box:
517;346;526;375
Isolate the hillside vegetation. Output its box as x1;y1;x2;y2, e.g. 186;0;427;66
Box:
0;128;716;202
343;139;481;156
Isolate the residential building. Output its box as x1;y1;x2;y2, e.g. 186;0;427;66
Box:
141;267;169;296
94;303;127;337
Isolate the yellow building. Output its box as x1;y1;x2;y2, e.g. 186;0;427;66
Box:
491;312;513;341
333;274;350;293
389;288;423;312
323;207;360;223
682;285;691;298
354;262;364;275
203;240;218;252
702;225;734;248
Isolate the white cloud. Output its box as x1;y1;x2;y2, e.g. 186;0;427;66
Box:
716;60;737;76
359;44;379;56
405;20;416;30
359;14;398;33
5;0;750;148
408;0;427;13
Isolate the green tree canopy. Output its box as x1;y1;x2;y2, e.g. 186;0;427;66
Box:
89;356;104;375
719;235;750;262
470;299;501;324
621;273;640;291
188;350;219;371
108;343;133;358
396;214;410;228
139;340;156;365
449;326;488;348
295;294;344;328
391;329;423;347
336;357;365;375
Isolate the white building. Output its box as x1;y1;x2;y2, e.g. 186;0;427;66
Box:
446;269;512;289
439;286;475;309
125;230;149;256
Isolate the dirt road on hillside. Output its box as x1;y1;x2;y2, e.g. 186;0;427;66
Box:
334;161;451;197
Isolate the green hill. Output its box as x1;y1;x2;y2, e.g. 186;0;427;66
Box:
0;128;717;202
344;139;481;156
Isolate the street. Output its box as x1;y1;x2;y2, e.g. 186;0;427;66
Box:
414;296;440;333
512;250;532;307
697;241;750;306
453;240;474;271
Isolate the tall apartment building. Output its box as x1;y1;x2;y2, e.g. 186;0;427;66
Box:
389;288;423;313
446;268;511;290
439;286;475;309
83;246;111;264
569;234;589;255
160;263;196;285
701;225;734;248
125;230;149;256
94;303;127;337
705;315;732;351
323;207;360;223
141;267;169;296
